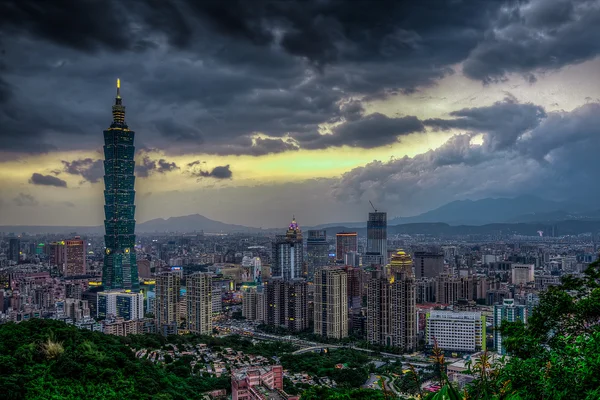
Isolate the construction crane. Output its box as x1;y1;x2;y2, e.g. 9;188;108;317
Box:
369;200;377;213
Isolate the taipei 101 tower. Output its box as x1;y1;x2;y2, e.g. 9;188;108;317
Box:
102;79;139;291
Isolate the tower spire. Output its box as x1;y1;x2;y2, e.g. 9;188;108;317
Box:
112;78;126;125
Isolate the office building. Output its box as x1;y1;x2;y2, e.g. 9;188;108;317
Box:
314;267;348;339
306;230;329;282
186;273;212;335
336;232;358;262
414;251;444;279
511;264;535;285
494;299;527;355
155;272;181;332
64;237;87;276
97;291;144;321
365;211;387;266
271;218;303;280
102;79;139;291
367;250;417;351
8;238;20;264
426;310;486;352
231;365;298;400
264;278;308;332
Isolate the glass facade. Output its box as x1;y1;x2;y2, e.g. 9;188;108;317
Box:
102;82;139;291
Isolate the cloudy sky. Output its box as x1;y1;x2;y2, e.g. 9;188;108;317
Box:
1;0;600;228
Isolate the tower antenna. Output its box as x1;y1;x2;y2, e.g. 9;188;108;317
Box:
369;200;377;213
116;78;121;98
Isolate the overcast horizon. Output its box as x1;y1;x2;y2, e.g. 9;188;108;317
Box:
1;0;600;228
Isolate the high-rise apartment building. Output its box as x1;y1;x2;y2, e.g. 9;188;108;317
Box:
365;211;387;266
264;278;308;332
242;284;265;322
336;232;358;262
414;251;444;279
97;291;144;321
494;299;527;355
155;272;181;333
186;273;212;335
8;238;20;264
314;267;348;339
271;218;303;280
367;250;417;351
64;237;87;276
306;229;329;282
102;79;139;291
426;310;485;352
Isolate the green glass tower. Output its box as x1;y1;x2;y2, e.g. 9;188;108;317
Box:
102;79;139;291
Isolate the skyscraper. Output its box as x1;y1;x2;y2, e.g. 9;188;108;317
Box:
336;232;358;263
271;217;303;280
314;266;348;339
306;229;329;282
367;250;417;351
102;79;139;291
8;238;20;264
186;273;212;335
365;211;387;266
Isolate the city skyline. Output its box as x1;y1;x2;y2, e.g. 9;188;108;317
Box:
2;1;600;228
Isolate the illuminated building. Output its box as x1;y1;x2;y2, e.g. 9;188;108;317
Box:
335;232;357;262
367;250;417;351
314;267;348;339
364;211;387;266
102;79;139;291
306;230;329;282
186;273;212;335
271;217;303;280
8;238;20;264
64;237;87;276
155;272;181;334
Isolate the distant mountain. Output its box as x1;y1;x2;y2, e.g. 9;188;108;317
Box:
388;195;590;226
137;214;261;233
0;214;263;235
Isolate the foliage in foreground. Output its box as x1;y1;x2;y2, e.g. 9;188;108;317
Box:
421;259;600;400
0;319;228;400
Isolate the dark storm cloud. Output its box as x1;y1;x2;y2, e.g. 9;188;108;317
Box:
61;158;104;183
0;0;506;157
332;100;600;212
463;0;600;82
135;156;180;178
297;113;425;150
425;98;546;151
29;173;67;188
2;0;600;158
193;165;233;180
13;193;38;207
